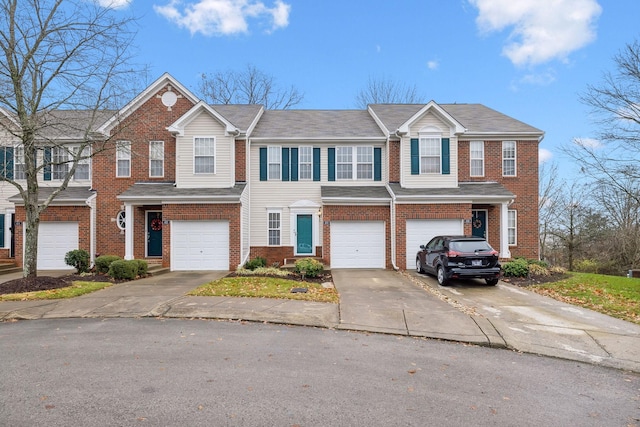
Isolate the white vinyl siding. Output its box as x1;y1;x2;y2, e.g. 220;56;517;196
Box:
299;146;313;180
116;141;131;177
470;140;484;177
175;113;233;188
194;137;215;174
503;141;516;176
149;141;164;177
508;210;517;245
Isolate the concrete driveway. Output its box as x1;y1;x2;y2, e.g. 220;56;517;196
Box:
410;270;640;372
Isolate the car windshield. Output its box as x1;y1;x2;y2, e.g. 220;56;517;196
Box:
450;240;493;252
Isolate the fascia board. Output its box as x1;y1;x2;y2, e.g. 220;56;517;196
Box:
321;197;391;205
168;101;238;136
98;73;200;134
395;194;514;203
460;132;545;140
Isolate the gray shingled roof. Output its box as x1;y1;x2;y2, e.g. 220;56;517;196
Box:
369;104;543;135
251;110;386;139
117;182;246;202
211;104;262;132
2;110;115;141
9;186;95;204
388;182;514;200
321;186;392;201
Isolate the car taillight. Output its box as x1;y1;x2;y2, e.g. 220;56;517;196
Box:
446;250;463;257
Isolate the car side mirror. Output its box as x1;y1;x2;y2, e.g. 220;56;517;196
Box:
419;245;425;250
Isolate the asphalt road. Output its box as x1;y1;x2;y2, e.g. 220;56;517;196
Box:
1;318;638;426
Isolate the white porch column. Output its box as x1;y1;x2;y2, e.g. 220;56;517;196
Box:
124;203;134;260
500;202;511;259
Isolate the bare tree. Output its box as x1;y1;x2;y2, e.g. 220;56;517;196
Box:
566;39;640;203
538;161;564;262
198;64;303;109
0;0;138;277
355;76;425;108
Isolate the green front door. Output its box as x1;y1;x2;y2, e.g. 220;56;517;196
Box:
472;210;487;239
147;211;163;257
296;214;313;255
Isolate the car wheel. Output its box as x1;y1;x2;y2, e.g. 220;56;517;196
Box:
416;258;424;274
486;278;499;286
436;266;449;286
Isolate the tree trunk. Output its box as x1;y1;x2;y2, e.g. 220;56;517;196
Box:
23;185;40;278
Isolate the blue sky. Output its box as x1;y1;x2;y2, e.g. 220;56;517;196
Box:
103;0;640;180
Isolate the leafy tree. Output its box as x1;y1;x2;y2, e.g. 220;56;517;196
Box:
198;64;303;109
0;0;138;277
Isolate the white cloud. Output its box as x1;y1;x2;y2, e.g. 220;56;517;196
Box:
154;0;291;36
573;137;601;149
469;0;602;66
539;148;553;164
427;59;439;70
97;0;132;8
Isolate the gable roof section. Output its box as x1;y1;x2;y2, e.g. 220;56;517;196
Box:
212;104;264;135
251;110;386;142
117;182;246;203
168;101;242;136
9;186;95;205
369;103;543;139
97;73;199;135
321;186;392;204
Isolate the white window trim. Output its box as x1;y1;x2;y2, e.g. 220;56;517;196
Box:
419;135;441;174
72;145;91;181
149;140;164;178
298;146;313;180
193;136;216;175
336;146;374;180
267;209;282;246
116;140;131;178
469;140;484;177
502;141;517;177
508;210;517;246
267;146;281;181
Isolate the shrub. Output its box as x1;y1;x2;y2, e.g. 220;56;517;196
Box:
528;259;549;269
294;258;324;278
574;259;598;274
134;259;148;276
528;262;550;276
95;255;122;274
244;256;267;271
108;260;138;280
502;258;529;277
64;249;90;274
236;266;291;277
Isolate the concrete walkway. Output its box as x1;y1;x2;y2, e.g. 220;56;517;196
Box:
0;268;639;373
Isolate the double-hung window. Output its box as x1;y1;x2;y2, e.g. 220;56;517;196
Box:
14;146;25;180
267;146;281;180
53;146;70;180
116;141;131;177
502;141;516;176
420;137;441;174
356;146;373;179
268;210;281;245
194;137;215;174
470;141;484;177
508;210;517;245
299;146;313;180
149;141;164;177
72;145;90;180
336;147;353;180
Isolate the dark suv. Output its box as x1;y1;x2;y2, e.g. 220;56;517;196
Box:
416;235;501;286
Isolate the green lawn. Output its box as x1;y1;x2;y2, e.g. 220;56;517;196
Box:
0;281;114;301
188;276;339;303
531;273;640;325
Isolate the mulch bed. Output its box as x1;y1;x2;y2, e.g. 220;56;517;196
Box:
0;273;119;295
226;271;333;284
502;273;569;287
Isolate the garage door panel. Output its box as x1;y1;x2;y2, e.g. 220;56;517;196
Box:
405;219;463;269
331;221;385;269
172;221;229;271
37;222;79;270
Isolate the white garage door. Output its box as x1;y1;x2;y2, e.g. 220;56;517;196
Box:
37;222;79;270
331;221;385;269
171;221;229;271
405;219;463;269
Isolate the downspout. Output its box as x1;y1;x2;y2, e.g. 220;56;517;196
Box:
240;136;251;267
387;185;399;271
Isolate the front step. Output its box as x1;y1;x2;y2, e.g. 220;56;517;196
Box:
0;262;21;276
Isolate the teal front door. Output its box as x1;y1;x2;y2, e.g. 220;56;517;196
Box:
472;210;487;239
147;211;163;257
296;214;313;255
